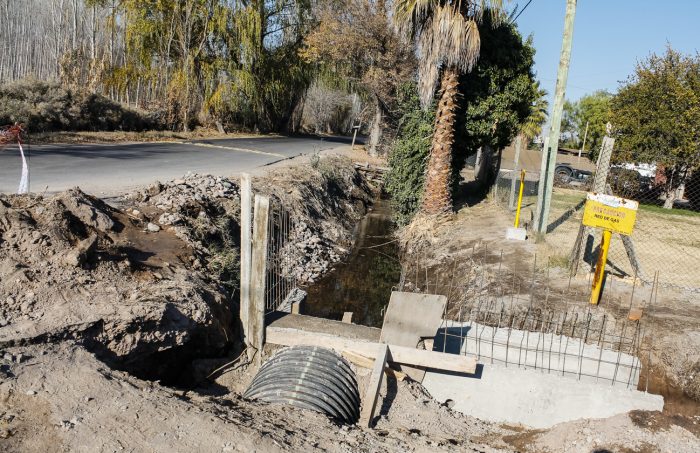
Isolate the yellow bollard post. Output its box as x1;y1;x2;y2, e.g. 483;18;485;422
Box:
590;229;612;305
514;170;526;228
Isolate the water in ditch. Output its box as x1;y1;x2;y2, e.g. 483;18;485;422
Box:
302;195;401;328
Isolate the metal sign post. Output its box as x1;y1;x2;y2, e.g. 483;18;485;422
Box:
582;193;639;304
590;229;612;305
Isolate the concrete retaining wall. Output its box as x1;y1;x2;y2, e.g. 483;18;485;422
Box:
423;363;663;429
434;322;641;388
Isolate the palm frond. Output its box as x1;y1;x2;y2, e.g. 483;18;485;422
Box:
394;0;510;107
521;82;549;139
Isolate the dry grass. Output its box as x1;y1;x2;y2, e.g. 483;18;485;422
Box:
31;128;266;144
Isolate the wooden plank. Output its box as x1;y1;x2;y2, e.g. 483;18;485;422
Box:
342;351;406;381
239;174;252;347
266;326;477;374
359;344;388;427
249;195;270;364
342;312;353;324
392;345;476;374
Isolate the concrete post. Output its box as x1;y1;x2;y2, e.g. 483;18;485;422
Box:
593;136;615;193
240;174;252;346
509;135;523;210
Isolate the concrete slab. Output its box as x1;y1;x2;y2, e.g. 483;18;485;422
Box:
380;292;446;346
423;363;664;429
506;227;527;241
267;313;380;341
380;292;447;382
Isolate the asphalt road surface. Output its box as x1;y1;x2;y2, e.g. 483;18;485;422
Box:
0;136;347;195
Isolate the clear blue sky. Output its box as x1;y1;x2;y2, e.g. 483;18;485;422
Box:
514;0;700;105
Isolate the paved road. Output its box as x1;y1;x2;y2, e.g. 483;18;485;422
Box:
0;136;348;195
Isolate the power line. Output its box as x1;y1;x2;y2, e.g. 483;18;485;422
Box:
512;0;534;22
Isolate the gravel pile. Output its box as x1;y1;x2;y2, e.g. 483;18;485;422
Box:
127;171;356;284
286;221;344;283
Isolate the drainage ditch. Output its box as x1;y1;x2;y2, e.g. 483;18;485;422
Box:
302;194;401;328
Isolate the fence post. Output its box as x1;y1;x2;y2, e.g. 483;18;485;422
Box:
240;174;252;347
534;137;550;233
509;135;523;210
570;135;615;274
249;195;270;364
593;136;614;193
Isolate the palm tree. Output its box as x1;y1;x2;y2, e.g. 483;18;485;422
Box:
521;82;549;141
509;81;547;210
394;0;506;214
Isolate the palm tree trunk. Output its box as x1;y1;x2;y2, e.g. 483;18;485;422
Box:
422;67;459;214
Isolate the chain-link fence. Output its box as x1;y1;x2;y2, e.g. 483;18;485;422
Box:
492;151;700;292
592;163;700;291
492;168;542;231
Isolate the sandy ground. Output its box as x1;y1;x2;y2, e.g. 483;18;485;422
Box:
2;343;514;453
3;342;698;453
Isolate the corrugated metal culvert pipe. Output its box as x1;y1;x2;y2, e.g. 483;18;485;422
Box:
243;346;360;423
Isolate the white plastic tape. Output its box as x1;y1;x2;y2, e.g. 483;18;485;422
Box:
17;142;29;194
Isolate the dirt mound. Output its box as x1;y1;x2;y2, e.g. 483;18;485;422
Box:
0;188;233;379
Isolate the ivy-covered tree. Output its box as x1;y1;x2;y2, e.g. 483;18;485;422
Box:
385;83;435;224
611;46;700;209
386;17;538;223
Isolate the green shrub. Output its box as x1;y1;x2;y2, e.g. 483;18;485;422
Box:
384;83;434;225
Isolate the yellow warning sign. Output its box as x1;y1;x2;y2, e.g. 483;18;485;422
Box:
582;193;638;235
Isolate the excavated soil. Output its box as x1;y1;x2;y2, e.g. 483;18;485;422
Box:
1;153;698;452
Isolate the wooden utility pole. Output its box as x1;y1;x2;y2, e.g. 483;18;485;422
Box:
535;0;577;234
